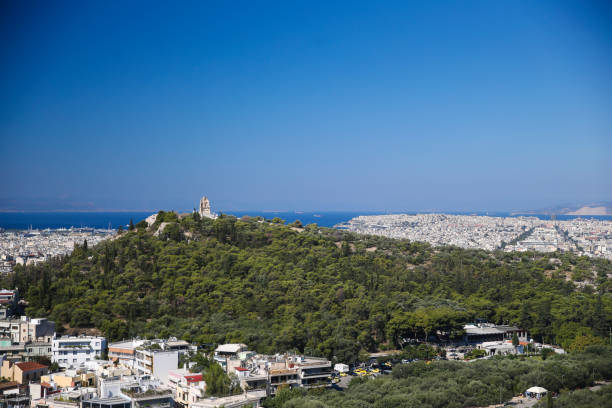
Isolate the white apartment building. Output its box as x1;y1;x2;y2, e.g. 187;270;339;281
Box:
109;339;193;368
52;335;106;369
134;348;178;383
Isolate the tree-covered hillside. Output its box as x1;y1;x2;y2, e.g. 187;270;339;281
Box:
5;212;612;361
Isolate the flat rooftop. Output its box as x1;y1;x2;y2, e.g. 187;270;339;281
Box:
85;397;131;405
193;391;266;408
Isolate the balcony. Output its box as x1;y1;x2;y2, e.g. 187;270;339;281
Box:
269;377;298;385
299;369;332;379
300;378;331;388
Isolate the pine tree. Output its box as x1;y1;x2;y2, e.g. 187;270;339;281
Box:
547;390;553;408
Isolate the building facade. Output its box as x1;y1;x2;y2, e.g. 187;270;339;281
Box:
52;336;106;369
0;316;55;344
0;289;18;319
109;339;192;369
108;339;145;367
134;349;178;384
0;360;48;384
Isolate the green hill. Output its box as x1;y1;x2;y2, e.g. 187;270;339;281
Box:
5;212;611;362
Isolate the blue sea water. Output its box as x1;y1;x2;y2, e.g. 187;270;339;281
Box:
0;211;610;230
0;212;153;230
223;211;384;228
0;211;365;230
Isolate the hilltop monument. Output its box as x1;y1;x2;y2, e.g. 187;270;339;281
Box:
198;196;216;219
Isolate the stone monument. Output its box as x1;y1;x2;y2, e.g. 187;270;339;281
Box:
198;196;215;219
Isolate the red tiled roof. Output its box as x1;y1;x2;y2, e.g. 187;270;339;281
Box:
15;362;47;371
234;367;248;372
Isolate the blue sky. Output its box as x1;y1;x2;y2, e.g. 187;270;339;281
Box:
1;1;610;212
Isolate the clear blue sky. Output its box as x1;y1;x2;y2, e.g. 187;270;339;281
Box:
1;1;610;212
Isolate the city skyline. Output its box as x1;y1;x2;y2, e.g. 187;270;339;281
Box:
1;1;611;212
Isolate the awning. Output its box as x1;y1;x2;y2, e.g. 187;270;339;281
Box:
526;386;548;394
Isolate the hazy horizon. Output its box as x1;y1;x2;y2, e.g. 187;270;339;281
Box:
0;200;610;214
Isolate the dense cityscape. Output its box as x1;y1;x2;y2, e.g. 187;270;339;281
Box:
338;214;612;259
0;229;114;274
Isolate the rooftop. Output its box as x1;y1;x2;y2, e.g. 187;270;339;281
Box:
86;396;131;405
166;340;190;347
192;390;266;408
109;339;145;349
464;323;521;335
55;335;105;341
15;361;47;371
215;344;247;354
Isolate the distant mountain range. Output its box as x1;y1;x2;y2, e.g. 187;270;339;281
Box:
511;202;612;216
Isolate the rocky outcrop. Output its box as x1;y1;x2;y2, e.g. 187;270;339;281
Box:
145;213;158;227
154;222;171;237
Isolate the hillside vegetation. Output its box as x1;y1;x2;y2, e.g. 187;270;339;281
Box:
5;212;612;362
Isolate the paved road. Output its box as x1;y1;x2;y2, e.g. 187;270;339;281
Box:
335;375;353;390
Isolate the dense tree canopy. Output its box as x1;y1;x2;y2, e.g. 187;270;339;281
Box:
535;382;612;408
274;346;612;408
5;213;612;363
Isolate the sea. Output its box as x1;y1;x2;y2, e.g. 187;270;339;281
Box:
0;211;611;230
0;212;153;230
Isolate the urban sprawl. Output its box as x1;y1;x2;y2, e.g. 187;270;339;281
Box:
338;214;612;259
0;229;114;275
